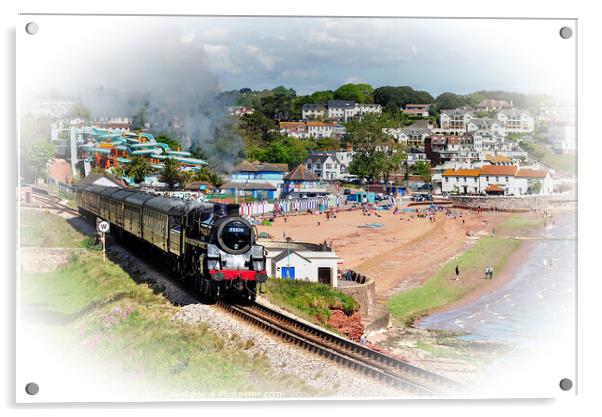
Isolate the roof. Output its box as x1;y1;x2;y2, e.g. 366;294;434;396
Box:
442;169;481;177
516;168;548;178
484;154;512;163
306;121;338;127
441;108;474;116
221;180;277;191
284;164;319;181
233;161;288;173
404;104;430;109
272;250;312;264
279;121;306;129
302;103;326;110
144;196;187;215
409;120;431;129
75;173;124;188
480;165;518;176
327;100;355;108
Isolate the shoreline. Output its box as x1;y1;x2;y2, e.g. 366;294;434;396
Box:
412;238;536;328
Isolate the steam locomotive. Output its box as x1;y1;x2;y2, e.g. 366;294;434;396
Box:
75;185;268;302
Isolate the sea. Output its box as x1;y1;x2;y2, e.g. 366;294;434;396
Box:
419;211;576;357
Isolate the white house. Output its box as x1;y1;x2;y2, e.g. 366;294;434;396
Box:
466;118;507;137
496;109;535;133
549;124;576;153
305;154;342;181
265;247;340;286
357;103;383;116
279;121;309;138
476;99;510;111
327;100;358;121
440;109;475;130
403;104;431;117
442;165;552;195
306;121;345;138
302;104;327;120
228;106;254;117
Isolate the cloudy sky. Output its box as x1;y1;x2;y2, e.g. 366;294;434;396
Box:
19;15;576;99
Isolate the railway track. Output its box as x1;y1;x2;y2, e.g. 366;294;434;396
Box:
30;188;80;216
217;301;466;396
28;186;466;396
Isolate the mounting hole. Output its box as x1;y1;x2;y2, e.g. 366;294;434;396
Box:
25;382;39;395
559;26;573;39
25;22;39;35
559;378;573;391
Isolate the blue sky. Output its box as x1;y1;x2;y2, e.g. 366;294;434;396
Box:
21;16;576;100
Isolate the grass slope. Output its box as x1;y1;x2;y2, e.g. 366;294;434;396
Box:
387;215;543;326
20;212;319;397
262;278;359;324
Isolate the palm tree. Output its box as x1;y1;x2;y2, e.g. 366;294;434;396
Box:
159;158;183;190
125;156;151;184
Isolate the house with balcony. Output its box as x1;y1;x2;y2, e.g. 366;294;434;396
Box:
403;104;431;117
301;104;327;120
279;121;309;138
466;118;507;137
496;109;534;133
440;109;475;130
306;121;345;138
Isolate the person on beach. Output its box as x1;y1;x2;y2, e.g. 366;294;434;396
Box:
455;265;460;280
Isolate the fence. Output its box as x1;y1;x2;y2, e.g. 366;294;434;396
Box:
239;196;341;217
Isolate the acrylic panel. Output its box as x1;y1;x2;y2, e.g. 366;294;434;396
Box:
16;14;577;402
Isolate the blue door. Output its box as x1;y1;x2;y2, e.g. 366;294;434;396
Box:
281;267;296;279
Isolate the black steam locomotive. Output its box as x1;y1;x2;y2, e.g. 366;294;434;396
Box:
75;185;268;301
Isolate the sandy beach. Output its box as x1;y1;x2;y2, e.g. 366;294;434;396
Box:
257;206;519;309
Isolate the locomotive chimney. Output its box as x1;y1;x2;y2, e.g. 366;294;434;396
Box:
227;204;240;216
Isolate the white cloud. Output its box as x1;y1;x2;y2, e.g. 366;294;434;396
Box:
202;44;239;74
245;45;275;70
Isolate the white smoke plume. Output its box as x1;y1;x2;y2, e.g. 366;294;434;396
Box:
20;17;244;170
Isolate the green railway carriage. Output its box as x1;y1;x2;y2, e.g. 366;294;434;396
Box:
75;185;268;302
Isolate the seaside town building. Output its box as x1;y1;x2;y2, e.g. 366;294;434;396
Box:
476;99;510;111
222;161;289;200
439;108;475;130
402;104;431;117
304;154;342;181
496;108;535;133
441;165;552;195
282;164;329;198
279;121;345;138
549;124;576;153
227;106;255;117
301;103;327;120
301;101;382;122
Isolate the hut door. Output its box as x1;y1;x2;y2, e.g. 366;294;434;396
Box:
318;267;331;285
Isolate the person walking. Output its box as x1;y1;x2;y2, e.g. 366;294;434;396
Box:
455;265;460;280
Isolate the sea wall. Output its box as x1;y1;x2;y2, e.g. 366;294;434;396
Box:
450;193;576;211
338;271;375;316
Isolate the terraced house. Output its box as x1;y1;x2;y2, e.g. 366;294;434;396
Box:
442;165;552;195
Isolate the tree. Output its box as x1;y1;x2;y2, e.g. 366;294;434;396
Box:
125;156;152;184
412;161;432;183
259;92;296;121
309;90;335;103
155;134;181;151
433;92;470;111
373;86;434;108
315;137;341;151
159;158;184;190
346;113;405;181
22;141;55;183
240;112;275;144
189;144;209;161
68;103;91;121
334;83;374;103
